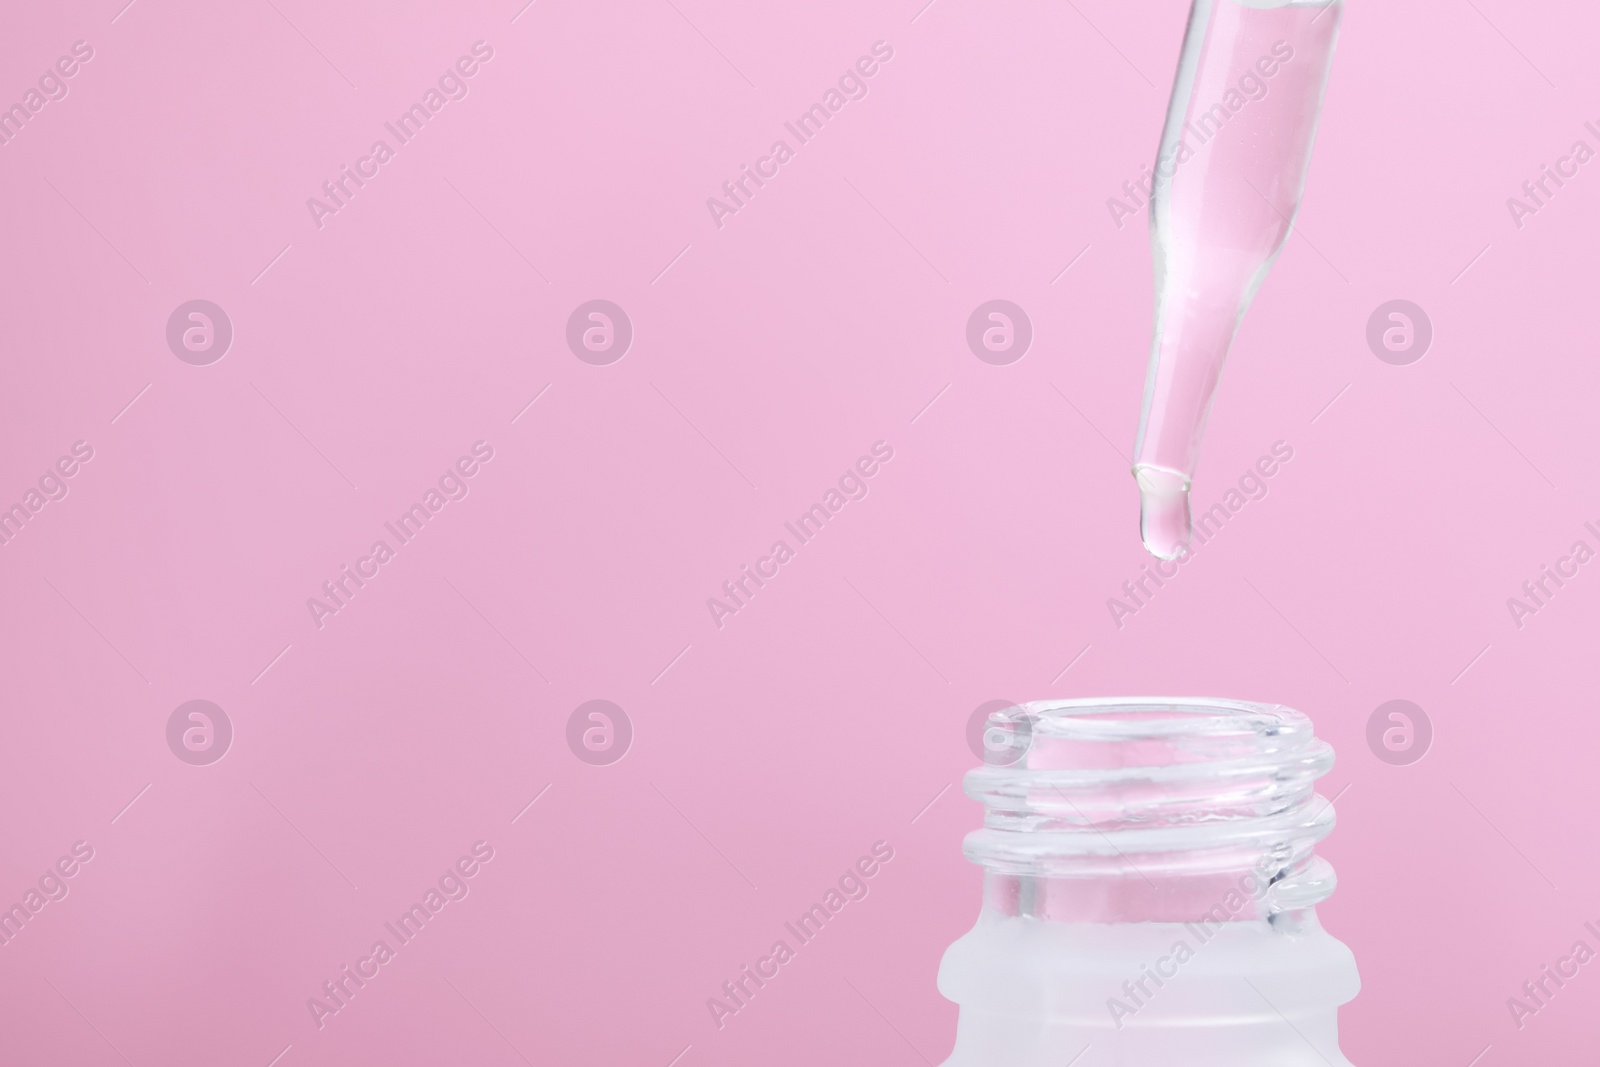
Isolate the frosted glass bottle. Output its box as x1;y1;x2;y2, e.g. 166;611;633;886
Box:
937;698;1359;1066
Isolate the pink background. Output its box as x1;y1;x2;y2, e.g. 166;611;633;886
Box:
1;0;1597;1064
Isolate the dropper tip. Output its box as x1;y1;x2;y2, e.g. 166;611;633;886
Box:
1134;465;1192;560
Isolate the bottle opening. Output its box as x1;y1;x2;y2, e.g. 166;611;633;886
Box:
963;698;1338;924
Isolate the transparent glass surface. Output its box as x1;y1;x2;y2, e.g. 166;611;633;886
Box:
1132;0;1343;559
937;698;1359;1066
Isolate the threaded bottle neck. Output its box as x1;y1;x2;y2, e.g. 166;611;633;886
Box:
962;698;1338;924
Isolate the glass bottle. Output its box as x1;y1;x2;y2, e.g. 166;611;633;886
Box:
937;698;1359;1066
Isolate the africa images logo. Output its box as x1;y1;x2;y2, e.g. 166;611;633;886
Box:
306;841;496;1029
705;41;895;229
306;42;496;230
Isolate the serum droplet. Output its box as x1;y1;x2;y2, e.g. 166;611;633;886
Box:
1135;465;1191;560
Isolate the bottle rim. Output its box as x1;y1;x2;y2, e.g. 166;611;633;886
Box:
961;697;1339;914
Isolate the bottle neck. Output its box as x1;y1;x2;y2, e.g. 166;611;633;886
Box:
981;856;1333;927
963;698;1338;926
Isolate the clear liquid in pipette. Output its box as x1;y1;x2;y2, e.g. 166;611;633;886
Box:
1136;465;1192;561
1133;0;1341;558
